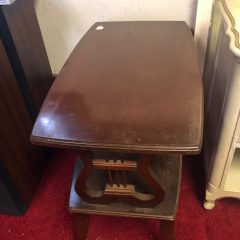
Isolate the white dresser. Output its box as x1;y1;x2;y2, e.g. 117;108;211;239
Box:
203;0;240;209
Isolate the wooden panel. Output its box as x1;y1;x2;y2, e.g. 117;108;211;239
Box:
0;39;46;206
1;0;53;112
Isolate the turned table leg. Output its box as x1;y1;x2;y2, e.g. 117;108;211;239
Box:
72;213;89;240
159;220;175;240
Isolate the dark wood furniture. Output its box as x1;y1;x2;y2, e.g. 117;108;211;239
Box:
0;0;53;215
31;22;203;239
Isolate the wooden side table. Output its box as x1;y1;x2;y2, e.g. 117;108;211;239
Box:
31;22;203;239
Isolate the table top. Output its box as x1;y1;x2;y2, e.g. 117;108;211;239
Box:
31;21;203;154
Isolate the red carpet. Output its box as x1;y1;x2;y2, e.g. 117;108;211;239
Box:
0;150;239;240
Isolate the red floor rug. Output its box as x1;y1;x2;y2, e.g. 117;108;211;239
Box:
0;150;239;240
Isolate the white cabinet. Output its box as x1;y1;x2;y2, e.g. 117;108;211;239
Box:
203;0;240;210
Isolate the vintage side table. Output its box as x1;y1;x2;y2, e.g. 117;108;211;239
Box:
31;22;203;240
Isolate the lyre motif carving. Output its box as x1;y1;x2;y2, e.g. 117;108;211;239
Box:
75;151;165;207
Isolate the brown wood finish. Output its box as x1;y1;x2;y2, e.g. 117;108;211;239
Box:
69;157;182;239
72;213;89;240
2;0;53;112
92;159;137;171
31;22;203;238
72;214;174;240
70;156;182;219
0;39;46;207
75;151;165;207
31;21;203;154
159;220;175;240
0;0;53;214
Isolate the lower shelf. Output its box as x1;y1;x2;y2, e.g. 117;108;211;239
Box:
69;155;182;220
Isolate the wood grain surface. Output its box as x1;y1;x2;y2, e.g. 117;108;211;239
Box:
0;39;46;206
31;21;203;154
2;0;53;112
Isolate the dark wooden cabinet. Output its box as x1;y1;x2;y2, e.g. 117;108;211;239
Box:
0;0;53;215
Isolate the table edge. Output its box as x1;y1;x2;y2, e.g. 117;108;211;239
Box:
30;136;201;155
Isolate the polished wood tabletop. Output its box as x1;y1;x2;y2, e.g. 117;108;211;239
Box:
31;21;203;154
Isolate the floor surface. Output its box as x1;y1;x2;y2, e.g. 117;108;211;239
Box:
0;150;239;240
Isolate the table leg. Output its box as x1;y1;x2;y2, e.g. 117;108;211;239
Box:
159;220;175;240
72;213;89;240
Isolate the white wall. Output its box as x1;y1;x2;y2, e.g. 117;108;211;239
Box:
35;0;198;74
194;0;213;73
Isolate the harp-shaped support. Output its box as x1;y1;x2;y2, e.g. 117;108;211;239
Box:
75;150;165;207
